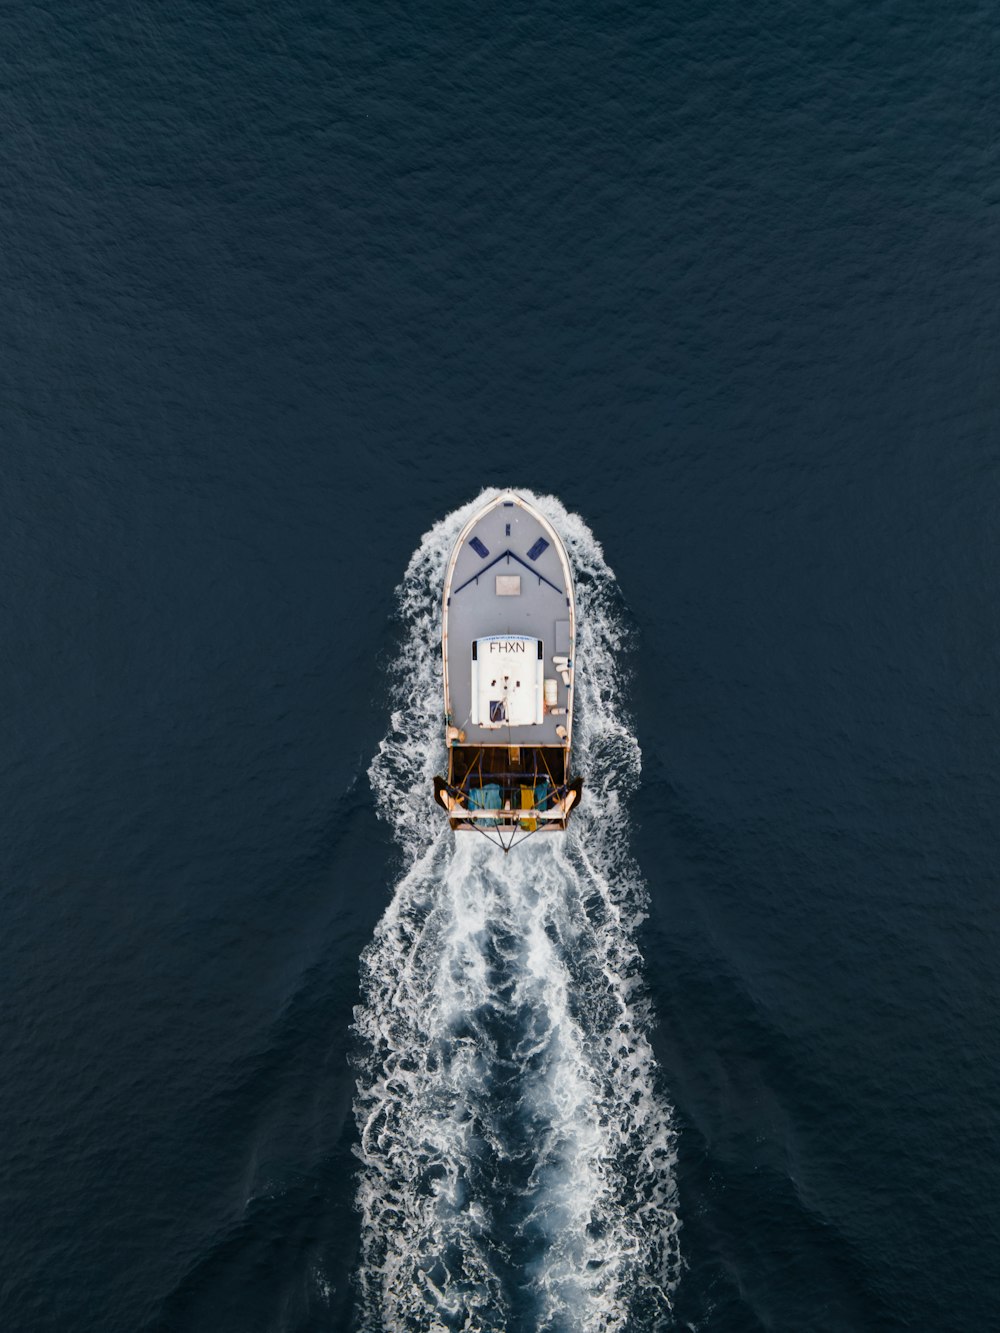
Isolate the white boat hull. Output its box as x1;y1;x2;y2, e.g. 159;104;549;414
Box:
434;492;582;850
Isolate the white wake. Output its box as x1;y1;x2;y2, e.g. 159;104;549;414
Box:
353;492;680;1331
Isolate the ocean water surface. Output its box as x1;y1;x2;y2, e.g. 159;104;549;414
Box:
2;1;998;1330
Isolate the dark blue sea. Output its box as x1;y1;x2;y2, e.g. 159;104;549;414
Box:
2;2;998;1329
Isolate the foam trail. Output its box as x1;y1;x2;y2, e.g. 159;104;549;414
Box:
354;492;680;1331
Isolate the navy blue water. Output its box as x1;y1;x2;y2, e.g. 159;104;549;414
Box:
2;2;998;1328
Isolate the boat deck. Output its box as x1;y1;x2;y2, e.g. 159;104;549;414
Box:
443;496;574;745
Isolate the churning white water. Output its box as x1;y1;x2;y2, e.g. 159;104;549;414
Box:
354;492;680;1331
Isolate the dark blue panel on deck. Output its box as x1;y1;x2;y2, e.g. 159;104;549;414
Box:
527;537;549;560
469;537;489;558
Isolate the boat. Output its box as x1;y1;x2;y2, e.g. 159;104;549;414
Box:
433;491;583;851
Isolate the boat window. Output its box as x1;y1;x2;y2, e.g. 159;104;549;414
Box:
470;537;489;558
527;537;549;560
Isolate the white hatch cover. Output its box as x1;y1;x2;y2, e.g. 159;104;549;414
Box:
471;635;544;727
